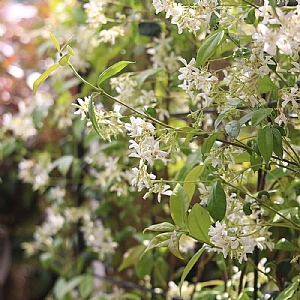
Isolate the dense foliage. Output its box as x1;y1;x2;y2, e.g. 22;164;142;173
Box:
1;0;300;299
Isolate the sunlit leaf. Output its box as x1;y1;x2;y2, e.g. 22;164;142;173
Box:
33;63;60;95
187;204;211;243
170;184;189;229
168;231;184;259
183;165;205;202
144;222;175;233
97;61;135;87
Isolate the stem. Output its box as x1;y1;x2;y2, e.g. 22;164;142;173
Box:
223;181;300;230
68;62;176;130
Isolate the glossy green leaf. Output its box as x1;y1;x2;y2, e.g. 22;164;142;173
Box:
118;244;146;271
275;282;299;300
183;165;205;202
88;94;104;138
251;108;273;127
187;204;211;243
245;7;255;24
272;127;283;158
168;231;184;259
97;61;134;87
179;246;206;295
275;238;297;251
257;125;273;165
225;120;240;140
33;63;60;95
58;45;74;66
196;30;225;67
239;111;255;126
207;180;226;221
257;76;276;93
170;184;189;229
227;32;240;47
144;222;175;233
201;132;222;160
144;232;172;254
143;106;156;118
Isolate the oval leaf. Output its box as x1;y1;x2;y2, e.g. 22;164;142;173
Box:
225;120;240;140
272;127;283;159
183;165;205;202
170;184;189;229
144;222;175;233
33;63;60;95
187;204;211;243
97;61;135;87
251;108;273;128
257;125;273;165
144;232;172;254
118;244;147;271
196;30;225;67
179;246;206;295
207;180;226;221
168;231;184;259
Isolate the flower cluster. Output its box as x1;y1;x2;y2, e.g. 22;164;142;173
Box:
153;0;218;33
178;57;218;106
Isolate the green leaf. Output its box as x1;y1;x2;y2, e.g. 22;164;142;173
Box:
135;251;153;279
225;120;240;140
251;108;273;128
239;111;255;126
88;94;104;138
237;291;250;300
187;204;211;243
58;45;74;66
33;63;60;95
79;274;93;299
170;184;189;229
257;76;276;93
53;155;73;177
257;125;273;165
207;180;226;221
201;132;222;160
250;151;263;172
144;222;175;233
97;61;135;87
275;282;299;300
168;231;184;259
48;31;61;53
275;238;297;251
135;68;161;87
143;232;172;254
183;165;205;202
179;246;206;295
175;148;202;182
243;202;252;216
245;7;255;24
227;32;240;47
118;244;147;271
54;276;84;300
272;127;283;158
143;106;156;118
196;30;225;67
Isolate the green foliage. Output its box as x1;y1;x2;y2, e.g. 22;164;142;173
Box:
196;29;225;67
207;180;227;221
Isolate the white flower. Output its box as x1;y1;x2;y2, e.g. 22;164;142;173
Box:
73;96;91;120
125;117;155;137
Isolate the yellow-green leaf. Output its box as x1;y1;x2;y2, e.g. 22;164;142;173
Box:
33;63;60;95
97;61;135;87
